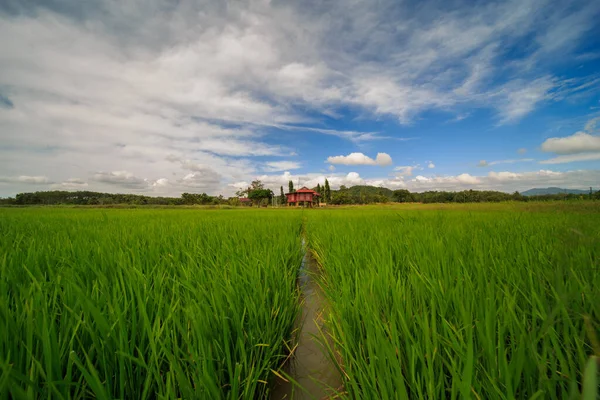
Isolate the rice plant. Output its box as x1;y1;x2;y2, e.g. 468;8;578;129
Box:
306;203;600;399
2;203;599;399
0;208;303;399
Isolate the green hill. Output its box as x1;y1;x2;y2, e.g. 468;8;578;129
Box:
341;185;394;198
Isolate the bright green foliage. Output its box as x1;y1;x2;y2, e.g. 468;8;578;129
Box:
248;188;273;206
306;204;600;399
280;186;286;205
2;203;599;399
0;208;303;399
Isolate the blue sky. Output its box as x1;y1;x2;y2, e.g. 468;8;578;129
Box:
1;0;600;196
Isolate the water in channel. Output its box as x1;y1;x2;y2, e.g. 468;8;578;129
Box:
271;240;342;399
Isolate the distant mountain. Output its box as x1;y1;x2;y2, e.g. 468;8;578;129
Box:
521;187;592;196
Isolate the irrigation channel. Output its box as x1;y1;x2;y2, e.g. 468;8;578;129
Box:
271;238;343;399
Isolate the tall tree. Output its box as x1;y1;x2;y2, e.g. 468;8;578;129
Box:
316;183;321;206
324;179;331;203
288;180;294;193
392;189;412;203
280;186;286;205
250;180;265;190
248;188;273;207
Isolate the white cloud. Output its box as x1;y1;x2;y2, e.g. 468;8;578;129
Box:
541;131;600;154
405;173;480;186
539;152;600;164
478;158;534;167
165;154;182;163
344;172;364;185
496;77;556;123
179;170;221;189
162;154;252;194
539;117;600;164
180;161;213;172
385;169;598;192
51;178;89;190
428;162;435;169
279;126;385;143
193;138;285;157
394;166;415;176
490;158;534;166
263;161;302;172
584;117;600;133
152;178;169;187
93;171;151;190
0;175;50;184
375;153;393;166
327;152;393;166
448;113;470;123
456;174;481;184
328;165;336;172
517;148;527;155
488;171;522;181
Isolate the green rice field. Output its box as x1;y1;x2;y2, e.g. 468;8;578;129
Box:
0;209;303;399
1;203;599;399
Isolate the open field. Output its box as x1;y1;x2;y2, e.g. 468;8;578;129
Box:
0;208;303;399
306;204;600;399
1;203;599;399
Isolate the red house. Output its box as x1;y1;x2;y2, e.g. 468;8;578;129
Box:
239;197;252;206
285;187;320;207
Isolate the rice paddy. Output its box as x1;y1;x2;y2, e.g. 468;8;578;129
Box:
306;204;600;399
0;208;303;399
1;203;599;399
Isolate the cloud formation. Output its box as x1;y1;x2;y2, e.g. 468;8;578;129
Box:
477;158;535;167
0;0;599;196
394;166;416;176
263;161;302;172
541;132;600;154
93;171;153;190
51;178;89;190
540;117;600;163
0;175;50;184
539;152;600;164
413;174;481;185
327;152;393;166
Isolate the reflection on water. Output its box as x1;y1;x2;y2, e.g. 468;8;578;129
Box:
271;241;342;399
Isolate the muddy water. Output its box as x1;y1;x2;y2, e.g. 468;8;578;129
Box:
271;242;342;399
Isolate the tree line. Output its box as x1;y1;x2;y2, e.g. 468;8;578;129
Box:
1;184;598;206
0;190;230;206
328;186;600;204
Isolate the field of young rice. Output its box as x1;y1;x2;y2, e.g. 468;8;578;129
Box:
1;204;599;399
0;208;303;399
306;205;600;399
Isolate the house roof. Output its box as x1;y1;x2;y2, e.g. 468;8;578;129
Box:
286;186;320;196
239;197;251;202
